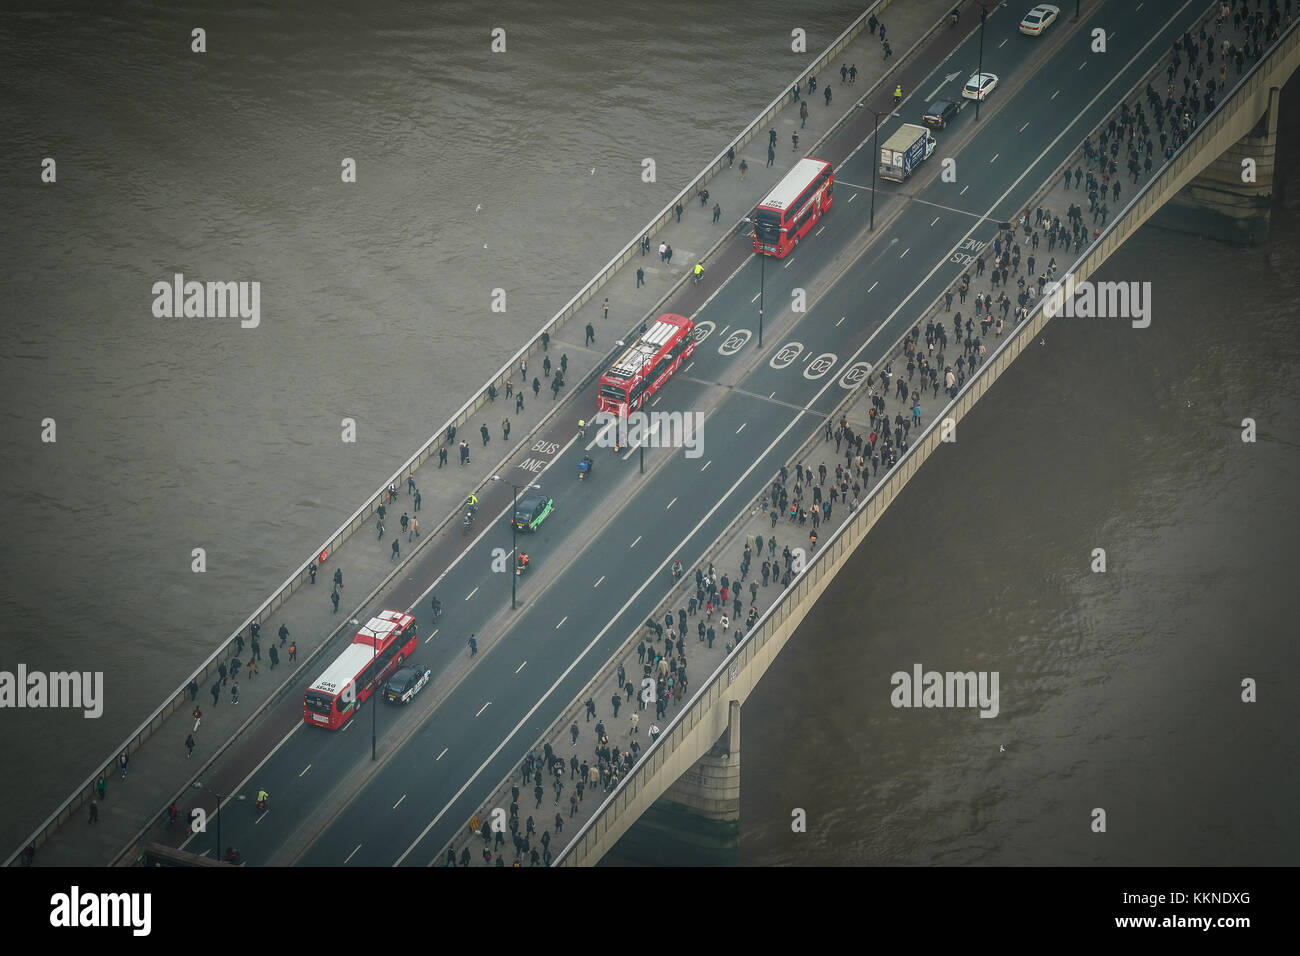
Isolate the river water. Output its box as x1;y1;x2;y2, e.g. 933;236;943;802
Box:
3;0;1296;865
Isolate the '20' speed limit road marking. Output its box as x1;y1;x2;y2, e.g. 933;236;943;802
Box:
804;353;837;379
838;362;871;389
770;341;803;369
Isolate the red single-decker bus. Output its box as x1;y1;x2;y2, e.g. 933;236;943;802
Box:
595;313;696;417
304;610;418;729
752;157;834;258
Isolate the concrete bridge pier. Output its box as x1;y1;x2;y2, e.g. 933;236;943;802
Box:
605;700;741;865
1151;86;1280;245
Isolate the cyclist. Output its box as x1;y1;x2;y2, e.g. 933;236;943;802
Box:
950;7;959;27
430;595;442;619
517;552;530;572
466;493;479;514
256;789;269;811
893;84;903;105
578;418;586;438
693;262;705;284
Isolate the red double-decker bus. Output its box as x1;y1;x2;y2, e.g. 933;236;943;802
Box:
304;610;418;729
751;157;834;258
595;313;696;417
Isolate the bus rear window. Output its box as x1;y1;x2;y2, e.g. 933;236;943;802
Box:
755;209;782;242
599;384;627;401
304;692;334;715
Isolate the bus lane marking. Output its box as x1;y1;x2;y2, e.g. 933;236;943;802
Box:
555;616;567;629
666;497;677;509
593;575;605;587
465;587;478;601
344;845;362;864
299;765;311;778
437;748;448;760
394;794;406;810
515;661;527;674
476;702;491;717
630;536;641;548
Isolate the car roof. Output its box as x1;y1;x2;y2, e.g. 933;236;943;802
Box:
966;72;996;83
926;99;955;111
388;666;416;683
517;492;549;508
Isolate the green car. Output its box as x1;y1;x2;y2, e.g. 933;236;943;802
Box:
513;493;554;532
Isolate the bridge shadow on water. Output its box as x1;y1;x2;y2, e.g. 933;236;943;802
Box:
599;803;740;867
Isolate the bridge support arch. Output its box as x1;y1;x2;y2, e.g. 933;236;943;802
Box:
1151;85;1281;245
606;700;741;864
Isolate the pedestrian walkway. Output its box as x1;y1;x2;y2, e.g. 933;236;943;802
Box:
16;0;977;867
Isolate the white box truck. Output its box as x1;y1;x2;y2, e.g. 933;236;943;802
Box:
878;124;937;182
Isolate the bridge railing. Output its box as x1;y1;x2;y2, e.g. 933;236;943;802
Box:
555;13;1300;864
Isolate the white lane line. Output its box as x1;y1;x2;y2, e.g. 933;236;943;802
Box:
736;422;747;434
783;257;795;268
768;391;775;399
869;280;878;292
666;497;677;510
593;574;605;587
685;361;695;373
836;316;845;326
630;535;642;548
998;38;1007;48
651;394;663;407
990;154;999;164
515;661;527;674
623;418;661;459
815;225;826;236
701;460;712;472
343;844;362;864
400;5;1216;867
476;701;491;717
555;616;567;629
299;765;311;778
425;629;438;644
394;794;406;810
900;248;910;258
1051;89;1060;99
718;325;730;338
465;587;478;601
930;216;939;226
437;748;448;760
961;184;970;194
1078;61;1087;70
751;291;761;303
1019;122;1029;132
848;191;858;203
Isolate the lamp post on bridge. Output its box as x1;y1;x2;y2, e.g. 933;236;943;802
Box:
191;781;244;862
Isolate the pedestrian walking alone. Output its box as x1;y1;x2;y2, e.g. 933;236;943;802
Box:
185;733;195;758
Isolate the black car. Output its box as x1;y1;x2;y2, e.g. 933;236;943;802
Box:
512;493;555;532
384;666;431;704
922;99;960;129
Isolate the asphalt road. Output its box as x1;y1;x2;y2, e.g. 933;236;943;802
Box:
185;0;1209;866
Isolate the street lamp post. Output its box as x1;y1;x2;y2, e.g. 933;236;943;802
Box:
491;476;541;609
192;781;244;862
976;5;988;121
865;106;885;230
